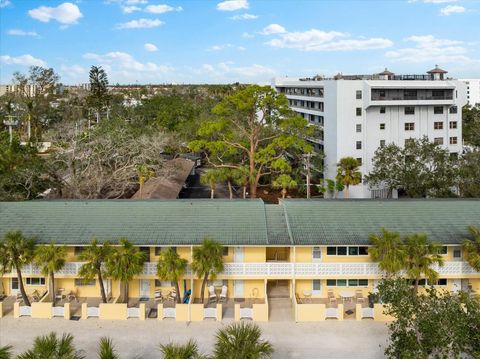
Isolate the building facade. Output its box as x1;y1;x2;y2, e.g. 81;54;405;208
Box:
272;67;468;198
460;79;480;106
0;199;478;321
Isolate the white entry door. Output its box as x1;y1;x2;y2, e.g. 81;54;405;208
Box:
139;280;150;298
234;280;244;298
234;247;244;262
11;278;19;295
451;279;461;293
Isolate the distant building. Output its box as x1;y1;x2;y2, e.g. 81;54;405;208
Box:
0;84;39;97
272;66;468;199
460;79;480;106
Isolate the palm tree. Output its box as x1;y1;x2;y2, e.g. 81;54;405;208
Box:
159;340;205;359
213;322;274;359
34;243;67;305
106;239;146;303
17;332;84;359
201;170;222;199
272;174;297;199
463;225;480;272
0;345;13;359
192;238;224;304
0;231;35;306
97;337;119;359
335;157;362;199
78;239;113;304
137;164;155;199
403;233;444;293
369;228;405;276
157;248;188;304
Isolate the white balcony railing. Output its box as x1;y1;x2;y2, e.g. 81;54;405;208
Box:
9;261;478;278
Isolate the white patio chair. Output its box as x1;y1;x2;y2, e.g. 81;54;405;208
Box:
208;285;217;303
55;288;65;302
154;289;163;302
219;285;227;302
328;290;336;304
355;290;365;303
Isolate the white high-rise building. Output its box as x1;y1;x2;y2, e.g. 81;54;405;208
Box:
272;66;468;199
460;79;480;106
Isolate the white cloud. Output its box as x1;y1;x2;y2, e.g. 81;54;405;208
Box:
440;5;465;15
385;35;477;64
199;62;275;78
7;29;39;37
207;44;245;51
122;5;141;13
231;13;258;20
144;43;158;52
60;64;88;82
266;27;392;51
242;32;254;38
145;4;182;13
0;0;11;8
125;0;148;3
261;24;286;35
116;18;163;29
424;0;459;3
216;0;248;11
28;2;83;25
0;54;47;67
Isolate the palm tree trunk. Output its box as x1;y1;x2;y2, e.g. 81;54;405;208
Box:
124;282;129;303
175;281;181;304
242;186;246;199
16;267;31;306
345;186;350;199
200;273;208;304
210;188;214;199
414;279;419;294
227;180;233;199
282;189;286;199
50;272;55;305
98;271;107;303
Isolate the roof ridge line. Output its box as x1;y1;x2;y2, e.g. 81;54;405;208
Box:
279;200;294;246
262;202;269;245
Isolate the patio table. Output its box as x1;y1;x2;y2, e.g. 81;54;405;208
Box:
340;291;354;302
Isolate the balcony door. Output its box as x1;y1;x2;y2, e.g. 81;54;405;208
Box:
234;247;244;263
11;278;19;295
139;279;150;298
234;280;244;298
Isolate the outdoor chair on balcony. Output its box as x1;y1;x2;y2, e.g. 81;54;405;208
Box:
208;286;217;303
219;285;227;302
355;290;365;304
154;290;163;302
328;290;336;304
55;288;66;302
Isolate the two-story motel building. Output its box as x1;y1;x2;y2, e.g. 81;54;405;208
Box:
0;199;479;321
272;67;468;199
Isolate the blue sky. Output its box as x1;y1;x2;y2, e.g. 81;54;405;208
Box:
1;0;479;84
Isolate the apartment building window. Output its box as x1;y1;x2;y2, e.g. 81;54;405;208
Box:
356;108;362;116
74;279;96;286
356;124;362;133
449;106;458;114
434;137;444;145
356;141;362;150
326;246;368;256
327;246;347;255
155;247;176;256
312;280;321;294
439;246;448;255
404;123;415;131
26;277;46;286
404;106;415;115
356;90;362;99
356;158;362;166
434;106;444;114
379;107;386;114
434;122;443;130
379;123;385;130
449;136;458;145
449;121;457;129
312;247;321;260
404;89;417;100
453;249;461;259
223;247;229;256
326;279;368;287
380;140;386;147
74;247;85;256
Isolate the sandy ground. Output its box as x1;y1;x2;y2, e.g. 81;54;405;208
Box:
0;316;389;358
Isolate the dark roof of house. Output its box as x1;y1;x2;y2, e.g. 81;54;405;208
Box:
131;158;195;199
427;65;448;74
0;199;478;246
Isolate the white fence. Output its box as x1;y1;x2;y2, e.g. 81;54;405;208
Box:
239;307;253;319
163;307;176;319
14;261;478;278
361;307;375;319
127;307;140;319
87;307;99;318
52;306;64;317
19;306;32;317
204;307;217;319
325;308;340;319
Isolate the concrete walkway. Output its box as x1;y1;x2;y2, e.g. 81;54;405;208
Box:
0;316;389;358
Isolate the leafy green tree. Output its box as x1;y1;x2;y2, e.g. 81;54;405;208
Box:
369;228;405;276
106;239;147;303
192;238;224;304
463;225;480;272
189;85;313;198
87;66;110;123
0;231;35;306
34;243;67;305
336;157;361;199
0;345;13;359
157;248;188;304
78;239;113;303
403;233;444;293
97;337;119;359
365;137;458;198
200;169;225;199
159;340;206;359
458;150;480;197
272;174;297;199
378;278;480;359
462;104;480;147
213;322;274;359
17;332;85;359
232;166;250;199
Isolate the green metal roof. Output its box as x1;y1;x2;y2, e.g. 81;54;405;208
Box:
281;199;480;245
0;199;478;246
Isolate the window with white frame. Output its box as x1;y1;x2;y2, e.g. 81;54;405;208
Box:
312;279;321;294
74;279;96;286
26;277;45;286
326;279;368;287
312;246;321;260
326;246;368;256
